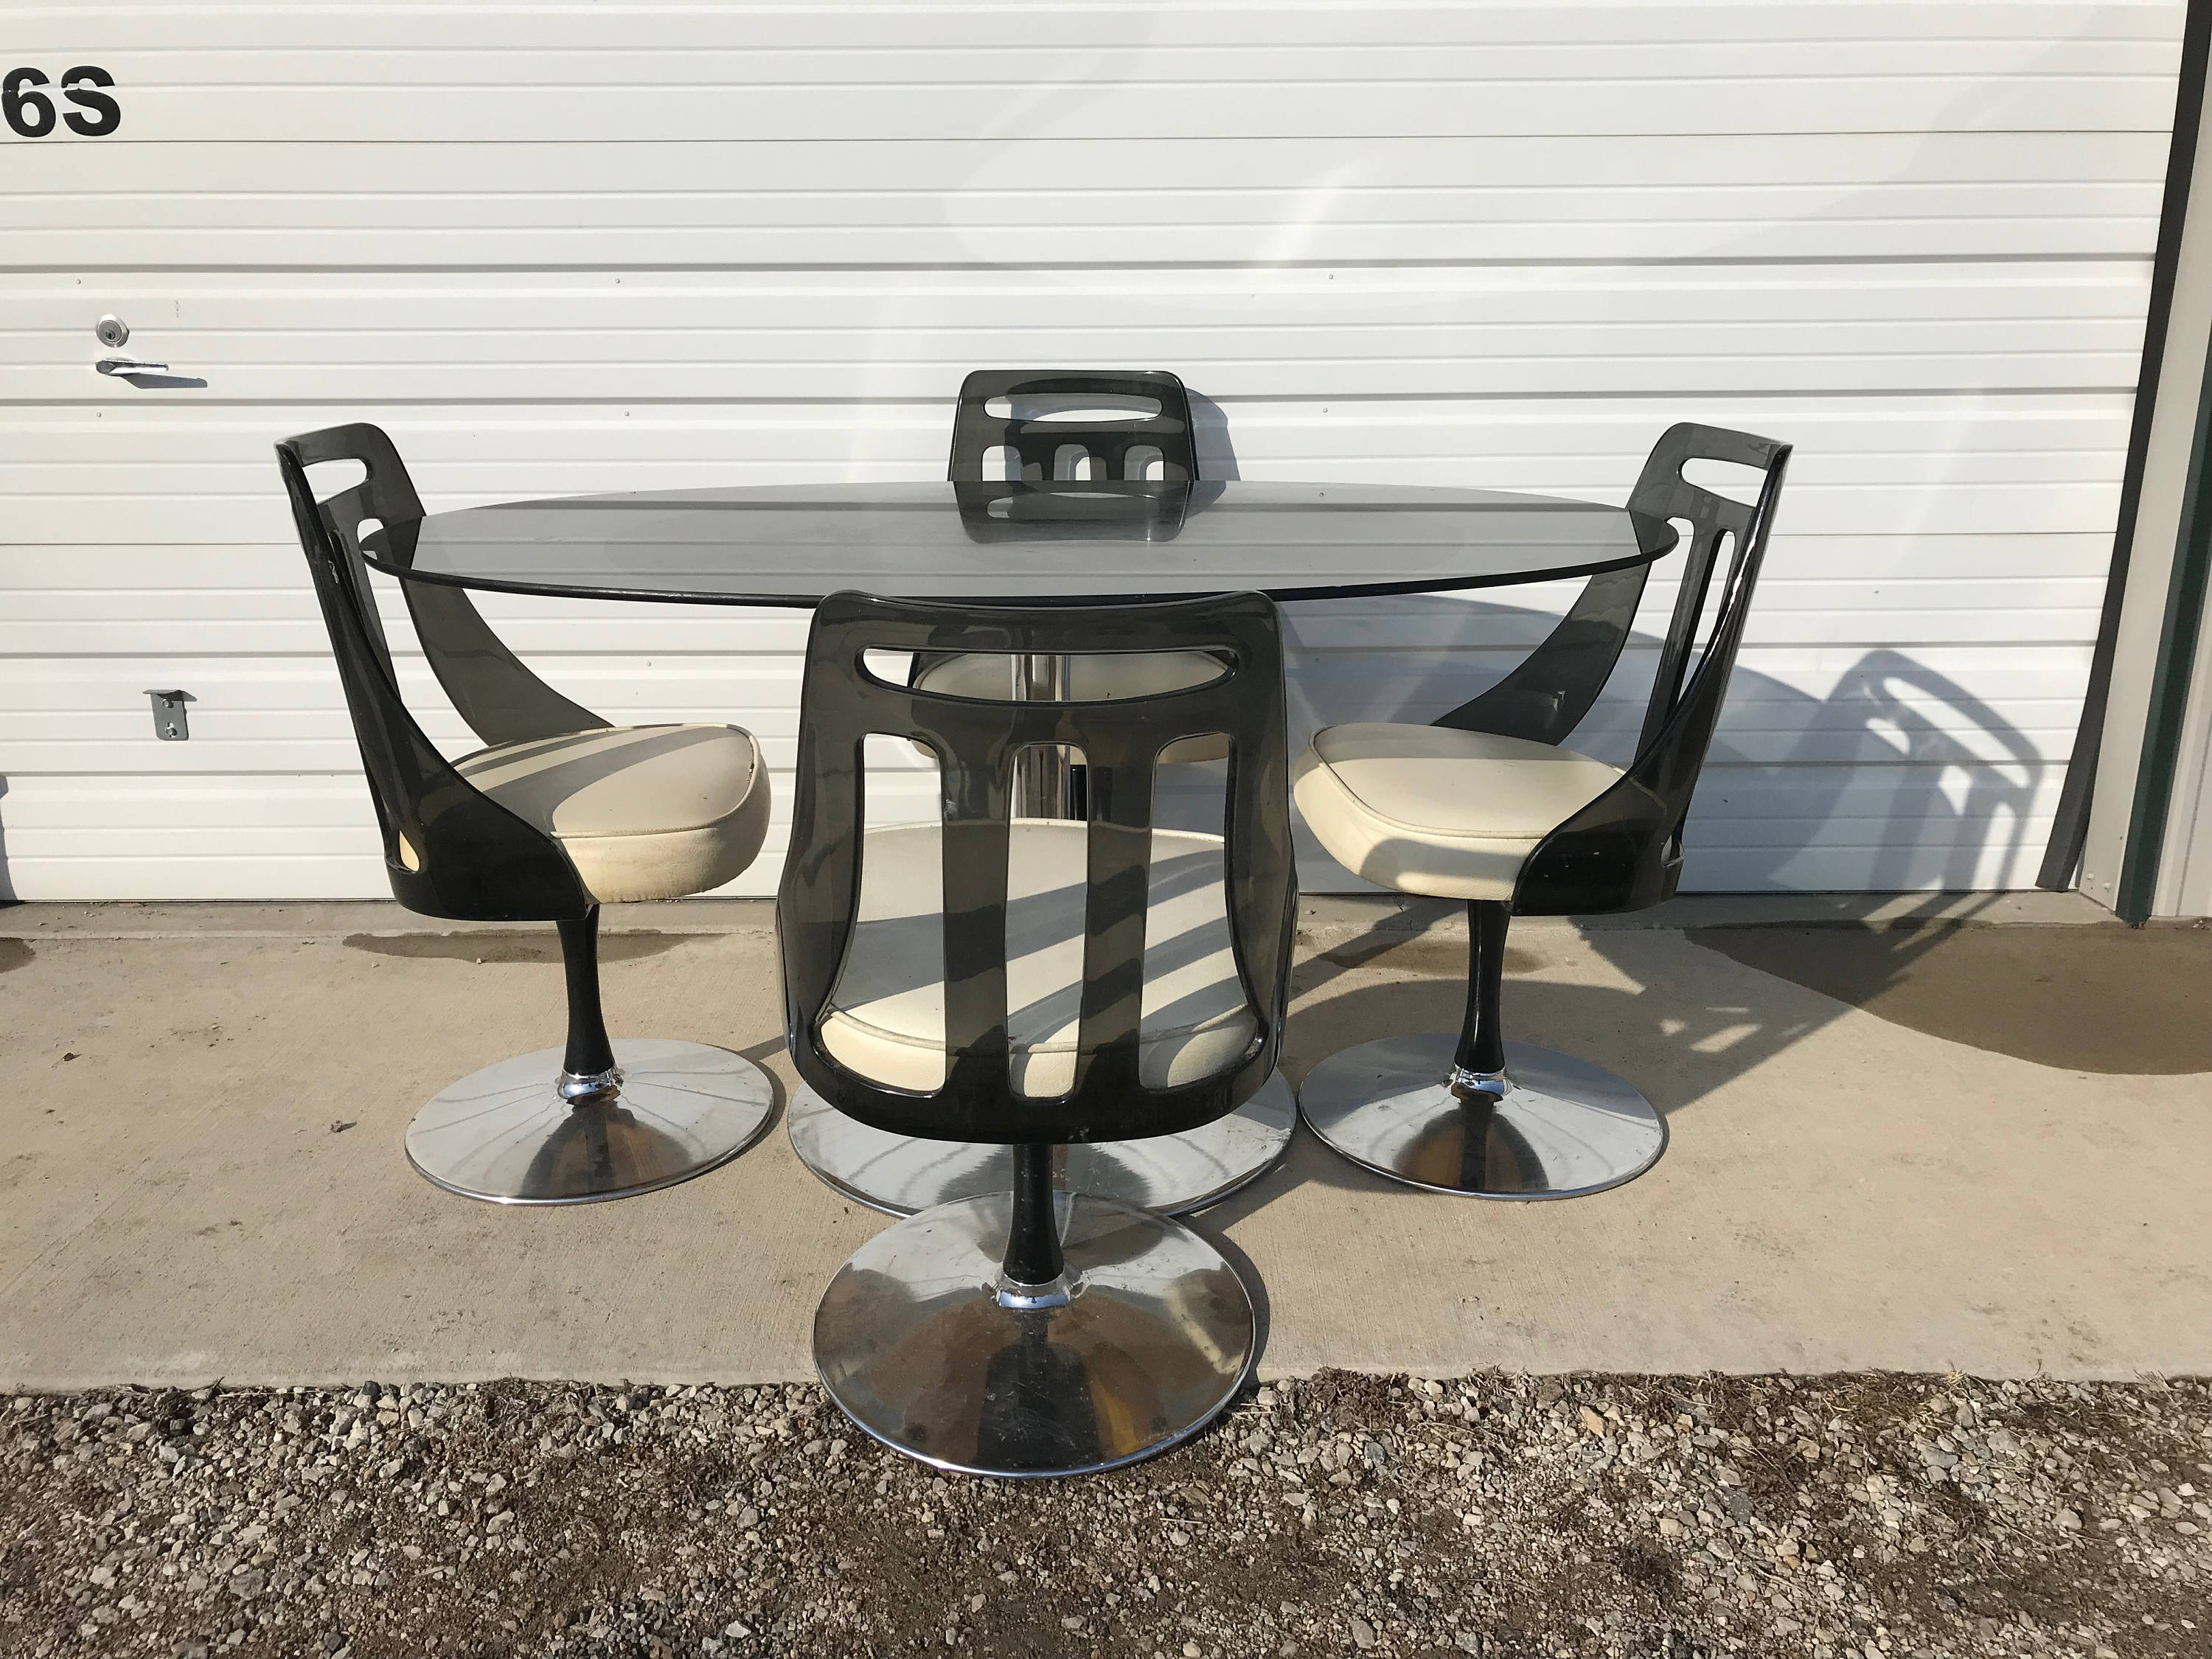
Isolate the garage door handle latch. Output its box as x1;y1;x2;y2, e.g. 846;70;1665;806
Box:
97;357;174;377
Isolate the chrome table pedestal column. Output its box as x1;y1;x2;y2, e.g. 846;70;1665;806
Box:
814;1147;1253;1477
405;911;774;1204
788;647;1296;1216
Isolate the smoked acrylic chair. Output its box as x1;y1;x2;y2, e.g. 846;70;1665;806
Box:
1293;423;1791;1198
785;588;1295;1475
277;423;776;1203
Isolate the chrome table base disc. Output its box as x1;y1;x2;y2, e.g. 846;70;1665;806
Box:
814;1192;1254;1478
1298;1033;1666;1200
406;1038;775;1205
787;1072;1295;1217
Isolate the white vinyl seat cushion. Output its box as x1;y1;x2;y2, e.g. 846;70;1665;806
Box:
911;650;1231;764
1293;723;1625;902
816;820;1259;1096
454;723;771;905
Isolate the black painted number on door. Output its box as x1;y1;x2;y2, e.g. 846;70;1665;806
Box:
4;66;120;137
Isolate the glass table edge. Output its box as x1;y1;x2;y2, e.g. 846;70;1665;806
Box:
358;510;1678;608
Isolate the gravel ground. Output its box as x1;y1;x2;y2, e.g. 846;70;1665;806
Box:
2;1371;2205;1659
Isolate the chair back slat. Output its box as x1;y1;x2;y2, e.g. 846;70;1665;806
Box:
948;370;1197;484
1070;750;1159;1100
938;757;1016;1093
779;589;1293;1145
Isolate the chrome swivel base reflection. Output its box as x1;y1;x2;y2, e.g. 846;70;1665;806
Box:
405;1037;774;1205
787;1072;1295;1217
813;1190;1255;1478
1298;1032;1665;1199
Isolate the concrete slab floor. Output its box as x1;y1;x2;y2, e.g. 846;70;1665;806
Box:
0;900;2205;1390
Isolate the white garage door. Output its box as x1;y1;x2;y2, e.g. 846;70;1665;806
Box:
0;2;2184;900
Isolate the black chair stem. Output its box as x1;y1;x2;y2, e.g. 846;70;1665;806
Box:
558;908;619;1082
1001;1144;1066;1287
1451;901;1512;1079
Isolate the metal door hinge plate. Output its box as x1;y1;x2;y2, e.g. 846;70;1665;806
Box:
146;689;190;740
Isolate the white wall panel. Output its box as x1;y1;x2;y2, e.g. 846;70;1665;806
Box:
0;0;2185;900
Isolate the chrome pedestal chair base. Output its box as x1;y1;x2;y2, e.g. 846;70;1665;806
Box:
787;1071;1295;1216
1298;1032;1666;1200
406;1037;775;1205
814;1192;1254;1478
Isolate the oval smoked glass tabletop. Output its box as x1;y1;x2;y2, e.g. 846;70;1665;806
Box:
360;479;1677;604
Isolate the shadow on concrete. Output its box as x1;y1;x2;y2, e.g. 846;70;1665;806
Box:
1689;922;2212;1076
732;1037;790;1136
341;931;687;965
731;1033;792;1071
0;939;32;975
1212;897;2211;1226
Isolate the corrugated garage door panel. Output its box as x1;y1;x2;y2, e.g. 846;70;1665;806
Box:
0;1;2185;900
